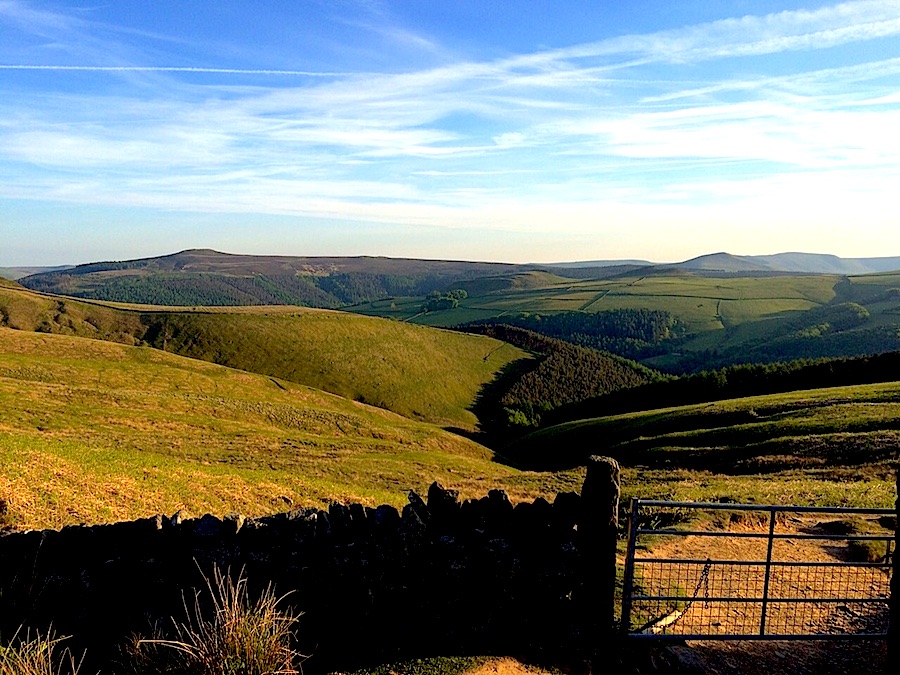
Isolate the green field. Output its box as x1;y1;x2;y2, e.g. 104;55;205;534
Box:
0;283;530;430
0;328;580;531
507;382;900;507
352;274;839;332
353;271;900;372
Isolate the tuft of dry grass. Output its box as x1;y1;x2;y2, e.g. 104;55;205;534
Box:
126;566;303;675
0;629;82;675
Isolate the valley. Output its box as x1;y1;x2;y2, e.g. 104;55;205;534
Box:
2;249;900;532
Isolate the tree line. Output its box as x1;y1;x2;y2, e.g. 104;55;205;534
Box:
545;350;900;426
460;324;658;437
462;309;684;360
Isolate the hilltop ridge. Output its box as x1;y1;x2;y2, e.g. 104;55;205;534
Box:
17;248;900;310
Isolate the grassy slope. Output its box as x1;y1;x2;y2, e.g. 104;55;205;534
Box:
0;284;530;430
142;310;525;429
0;328;581;531
507;382;900;507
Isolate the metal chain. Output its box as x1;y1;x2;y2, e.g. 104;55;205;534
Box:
668;558;713;626
638;559;712;633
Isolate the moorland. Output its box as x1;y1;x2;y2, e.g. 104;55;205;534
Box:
2;248;899;533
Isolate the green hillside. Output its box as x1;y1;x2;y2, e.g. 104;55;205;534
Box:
505;383;900;507
460;324;658;436
0;328;580;531
546;351;900;426
0;284;530;430
139;310;526;429
25;250;900;374
355;273;839;332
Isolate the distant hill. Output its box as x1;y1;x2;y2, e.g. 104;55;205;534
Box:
542;259;655;268
676;252;900;275
676;252;774;273
19;249;539;307
456;270;573;296
0;265;72;281
18;249;900;308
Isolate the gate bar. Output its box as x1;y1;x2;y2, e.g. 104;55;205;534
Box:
620;497;640;637
635;530;892;541
634;500;894;514
759;507;777;635
634;558;892;567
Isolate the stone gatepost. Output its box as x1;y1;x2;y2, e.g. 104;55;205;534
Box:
580;455;621;668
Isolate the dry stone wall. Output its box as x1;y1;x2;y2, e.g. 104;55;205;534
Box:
0;466;620;673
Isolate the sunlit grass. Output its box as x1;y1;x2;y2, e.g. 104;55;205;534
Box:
0;285;530;430
0;328;567;530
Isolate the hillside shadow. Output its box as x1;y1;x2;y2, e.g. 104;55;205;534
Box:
449;355;542;456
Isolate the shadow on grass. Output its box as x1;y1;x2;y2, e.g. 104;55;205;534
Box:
448;354;543;463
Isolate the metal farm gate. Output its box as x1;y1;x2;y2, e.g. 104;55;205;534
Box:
622;499;894;641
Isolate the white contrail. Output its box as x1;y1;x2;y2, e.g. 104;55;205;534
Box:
0;64;352;77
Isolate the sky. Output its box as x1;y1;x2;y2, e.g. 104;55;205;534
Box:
1;0;900;266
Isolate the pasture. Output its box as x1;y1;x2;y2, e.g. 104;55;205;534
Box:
351;274;840;334
0;283;531;430
508;381;900;508
0;328;580;531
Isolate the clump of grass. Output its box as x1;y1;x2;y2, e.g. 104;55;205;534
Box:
126;566;303;675
846;538;888;563
815;518;893;563
815;517;870;535
0;629;82;675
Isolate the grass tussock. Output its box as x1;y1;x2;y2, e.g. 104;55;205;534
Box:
125;567;303;675
0;629;82;675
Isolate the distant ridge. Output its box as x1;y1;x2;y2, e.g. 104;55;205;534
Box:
542;259;655;268
0;265;72;280
676;252;772;273
16;248;900;308
19;249;537;308
676;252;900;275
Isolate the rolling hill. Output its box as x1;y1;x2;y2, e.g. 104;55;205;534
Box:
675;252;900;274
19;250;900;309
0;327;581;531
19;249;534;308
355;269;900;372
17;249;900;375
504;382;900;507
0;282;530;430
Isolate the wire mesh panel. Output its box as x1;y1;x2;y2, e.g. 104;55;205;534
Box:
622;500;894;640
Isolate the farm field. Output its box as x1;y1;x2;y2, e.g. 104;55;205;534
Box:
351;274;841;332
0;328;580;531
353;270;900;372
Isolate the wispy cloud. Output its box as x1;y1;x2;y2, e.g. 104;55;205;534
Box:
0;64;356;76
2;0;900;262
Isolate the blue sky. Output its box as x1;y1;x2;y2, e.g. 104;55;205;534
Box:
2;0;899;266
